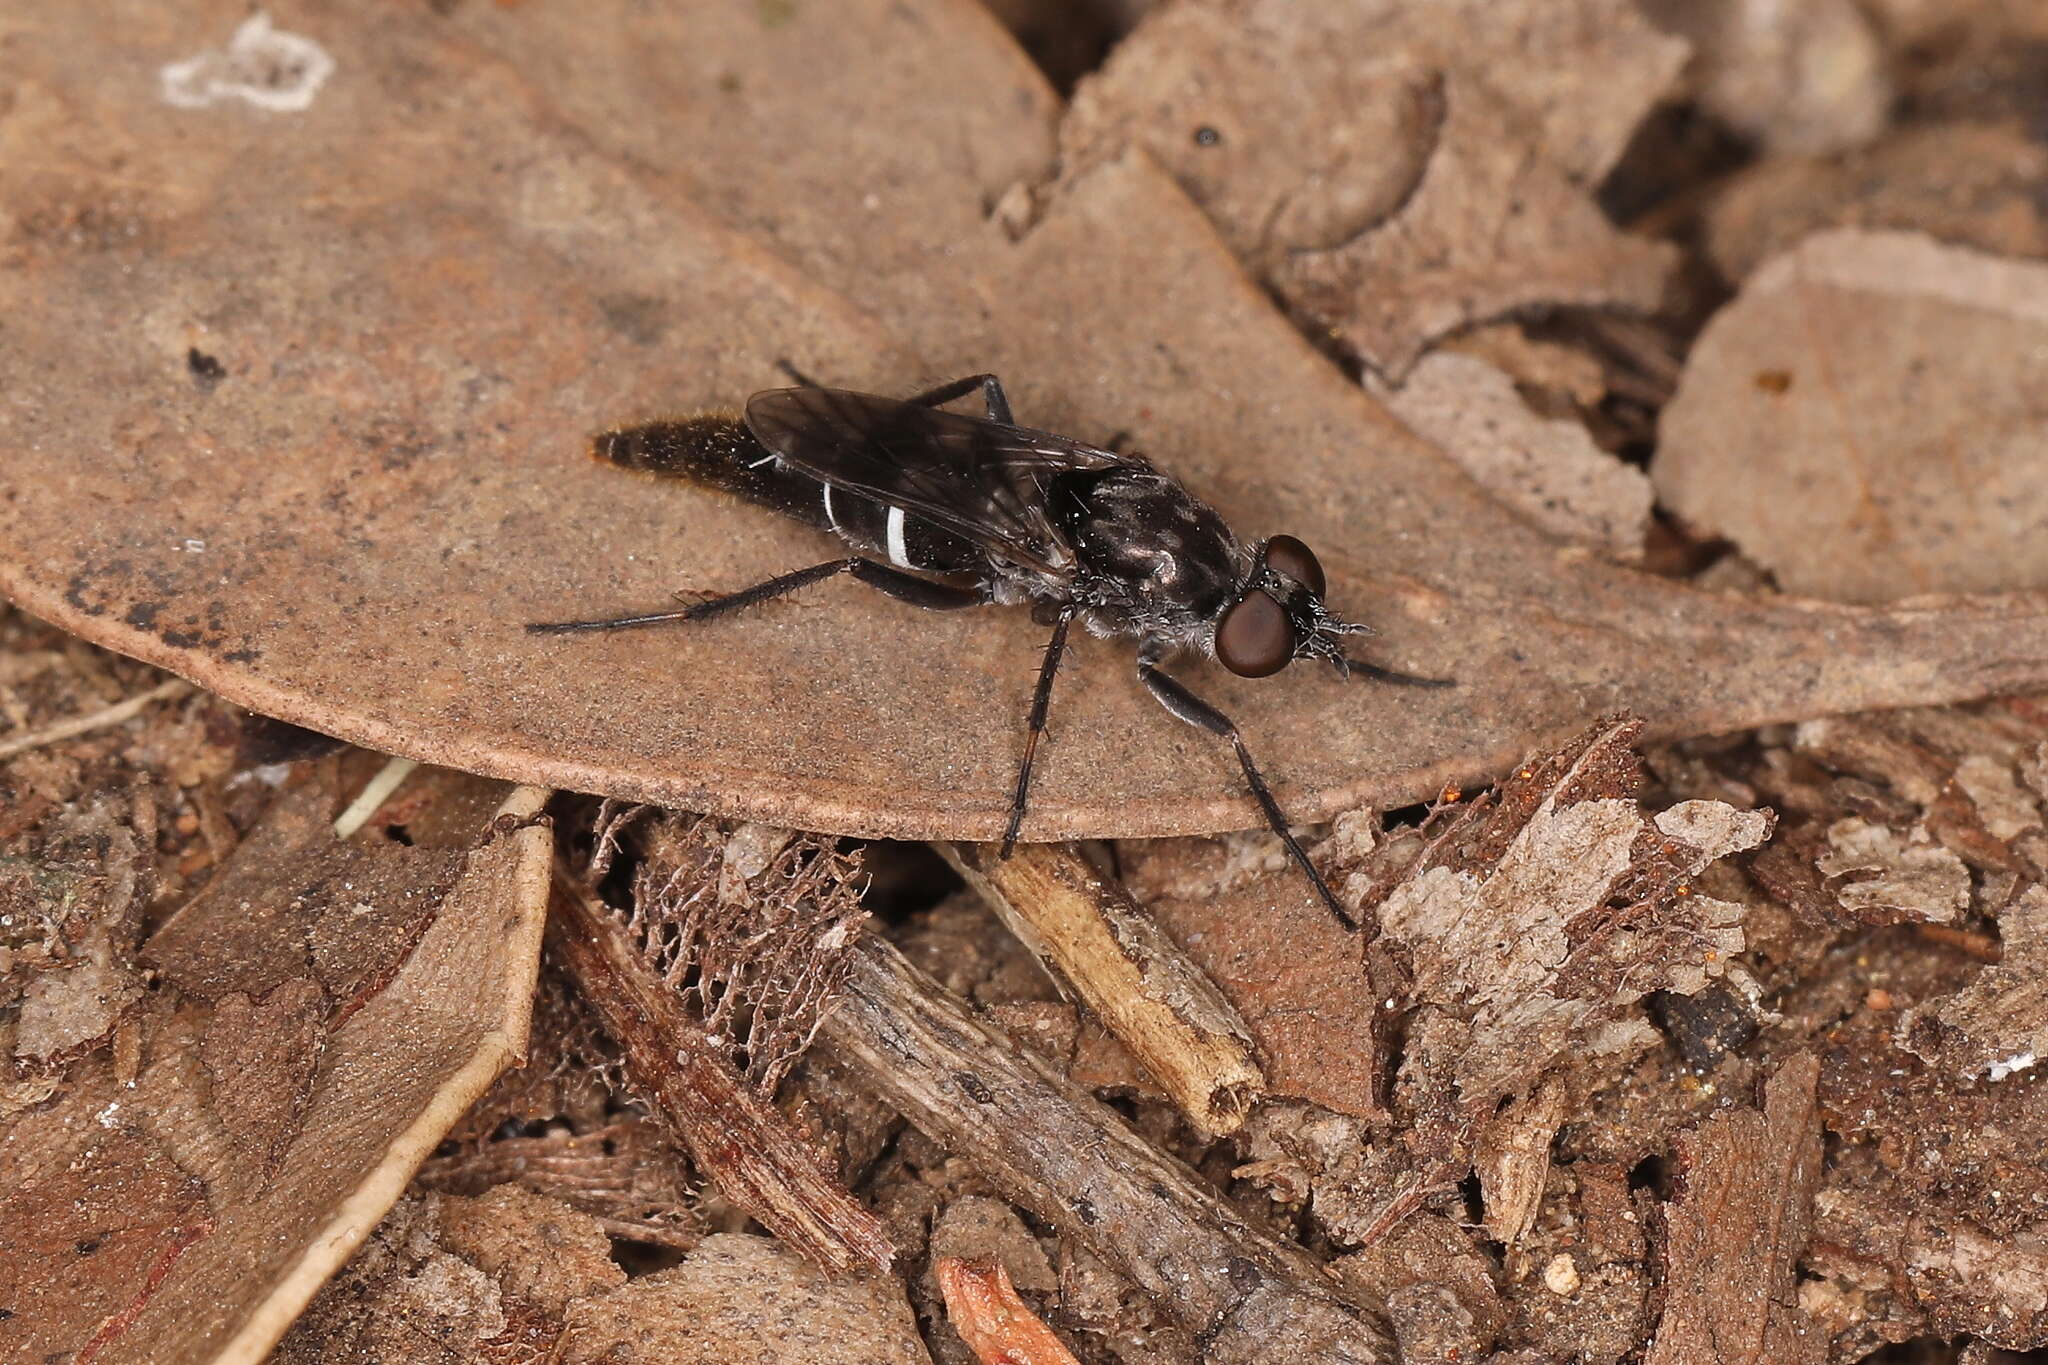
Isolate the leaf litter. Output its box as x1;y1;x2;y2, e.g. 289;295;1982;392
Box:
2;2;2048;1363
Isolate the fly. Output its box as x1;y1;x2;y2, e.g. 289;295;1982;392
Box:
527;369;1452;930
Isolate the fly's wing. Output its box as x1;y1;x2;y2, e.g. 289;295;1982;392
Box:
744;387;1132;576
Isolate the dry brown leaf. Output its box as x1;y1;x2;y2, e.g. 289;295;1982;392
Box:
0;766;550;1365
1640;0;1890;156
1370;351;1651;560
6;6;2048;855
558;1234;931;1365
1704;121;2048;284
0;1123;212;1365
1067;0;1685;376
1655;229;2048;603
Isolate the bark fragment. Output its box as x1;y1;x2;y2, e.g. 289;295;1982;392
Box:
1645;1054;1827;1365
821;938;1396;1365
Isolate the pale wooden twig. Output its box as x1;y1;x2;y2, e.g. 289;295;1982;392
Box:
942;841;1264;1135
332;755;418;839
0;676;191;760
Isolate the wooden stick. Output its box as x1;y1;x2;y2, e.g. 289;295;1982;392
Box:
942;842;1265;1136
546;871;892;1275
822;937;1394;1365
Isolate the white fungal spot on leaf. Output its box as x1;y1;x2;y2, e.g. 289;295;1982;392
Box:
161;13;334;113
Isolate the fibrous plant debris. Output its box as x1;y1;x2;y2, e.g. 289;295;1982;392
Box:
547;816;890;1276
623;811;868;1096
9;2;2048;848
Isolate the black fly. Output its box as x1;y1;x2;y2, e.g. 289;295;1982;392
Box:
528;370;1451;930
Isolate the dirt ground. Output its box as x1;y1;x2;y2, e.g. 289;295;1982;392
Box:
4;3;2048;1363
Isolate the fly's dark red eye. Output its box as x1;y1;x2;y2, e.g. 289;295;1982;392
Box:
1216;590;1296;677
1263;534;1325;597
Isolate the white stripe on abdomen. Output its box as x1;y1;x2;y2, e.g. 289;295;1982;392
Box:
885;505;910;567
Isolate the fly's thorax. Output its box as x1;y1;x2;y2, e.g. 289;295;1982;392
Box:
1062;468;1244;628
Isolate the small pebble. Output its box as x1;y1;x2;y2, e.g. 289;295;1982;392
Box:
1543;1254;1580;1296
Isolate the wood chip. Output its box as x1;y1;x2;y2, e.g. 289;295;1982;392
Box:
1645;1053;1827;1365
935;1256;1081;1365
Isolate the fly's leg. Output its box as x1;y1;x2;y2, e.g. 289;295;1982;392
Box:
774;358;828;389
901;373;1014;426
999;605;1076;857
773;361;1016;425
527;558;987;635
1348;659;1457;688
1135;649;1357;932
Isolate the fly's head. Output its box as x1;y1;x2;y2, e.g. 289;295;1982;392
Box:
1213;535;1371;680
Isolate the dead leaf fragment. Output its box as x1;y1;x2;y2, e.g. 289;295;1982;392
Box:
1817;817;1970;924
1279;73;1678;377
558;1234;931;1365
1641;0;1890;155
1901;882;2048;1081
1655;229;2048;603
1066;0;1685;374
1374;717;1768;1112
1372;352;1651;560
1704;121;2048;284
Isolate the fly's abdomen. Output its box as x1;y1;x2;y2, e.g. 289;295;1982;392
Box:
811;483;984;574
594;415;983;573
592;415;833;532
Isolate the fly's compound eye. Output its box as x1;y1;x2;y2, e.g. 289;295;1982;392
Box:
1216;590;1297;677
1263;534;1325;598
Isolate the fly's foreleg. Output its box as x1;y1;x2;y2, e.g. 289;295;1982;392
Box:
1136;653;1357;932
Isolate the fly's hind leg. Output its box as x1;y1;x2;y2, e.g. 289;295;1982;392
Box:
901;373;1014;426
527;558;987;635
1135;648;1357;932
774;360;1015;425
